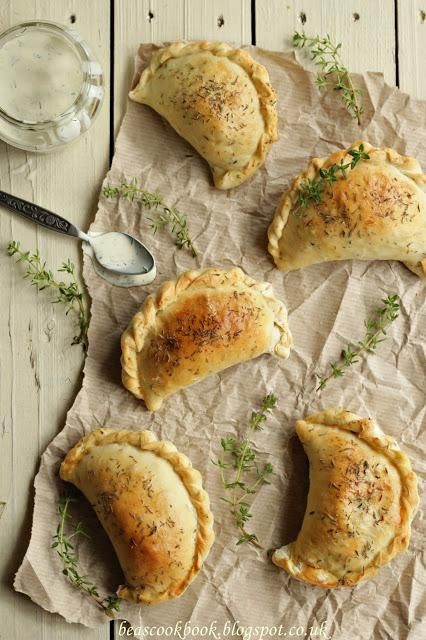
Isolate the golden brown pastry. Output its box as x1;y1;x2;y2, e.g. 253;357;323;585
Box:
272;409;419;588
121;267;292;411
130;41;277;189
268;141;426;277
60;429;214;604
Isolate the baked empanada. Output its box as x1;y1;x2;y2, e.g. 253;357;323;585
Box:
130;41;277;189
121;267;292;411
272;409;418;588
60;429;214;604
268;142;426;277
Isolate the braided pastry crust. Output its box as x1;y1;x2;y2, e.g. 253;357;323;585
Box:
273;409;419;588
60;428;214;604
268;141;426;277
121;267;292;411
130;40;277;189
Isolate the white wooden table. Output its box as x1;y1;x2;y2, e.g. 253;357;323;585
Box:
0;1;425;638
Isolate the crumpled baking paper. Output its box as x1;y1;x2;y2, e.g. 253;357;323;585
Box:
14;45;426;639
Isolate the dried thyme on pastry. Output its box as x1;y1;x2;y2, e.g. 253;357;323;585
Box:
130;41;277;189
272;409;419;588
60;429;214;604
121;267;292;411
268;141;426;277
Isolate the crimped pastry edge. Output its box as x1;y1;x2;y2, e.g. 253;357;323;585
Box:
129;40;278;190
60;428;215;604
272;407;419;588
121;267;292;411
267;140;426;277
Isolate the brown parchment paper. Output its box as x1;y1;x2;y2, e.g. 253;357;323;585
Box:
14;46;426;639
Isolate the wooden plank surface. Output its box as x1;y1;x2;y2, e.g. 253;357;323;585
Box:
1;0;425;638
398;0;426;98
256;0;396;84
0;1;110;639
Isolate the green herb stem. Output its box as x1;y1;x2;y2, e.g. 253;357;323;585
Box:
213;393;277;547
296;144;370;213
7;241;89;351
293;31;363;124
103;180;197;257
52;493;120;616
317;295;400;391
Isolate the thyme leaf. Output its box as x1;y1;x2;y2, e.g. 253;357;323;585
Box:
296;144;370;214
212;394;277;547
317;294;400;391
7;241;89;350
103;180;197;257
52;492;121;616
293;31;363;124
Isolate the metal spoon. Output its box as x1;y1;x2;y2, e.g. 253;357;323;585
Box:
0;190;156;286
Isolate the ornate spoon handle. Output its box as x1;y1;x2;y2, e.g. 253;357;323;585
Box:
0;190;81;238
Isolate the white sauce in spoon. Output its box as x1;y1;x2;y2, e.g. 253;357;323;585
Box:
0;28;84;122
89;232;150;273
84;232;156;288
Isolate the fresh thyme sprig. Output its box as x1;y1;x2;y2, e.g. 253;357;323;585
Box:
103;180;197;257
297;144;370;213
7;241;89;350
213;394;277;547
52;493;121;616
317;294;400;391
293;31;363;124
